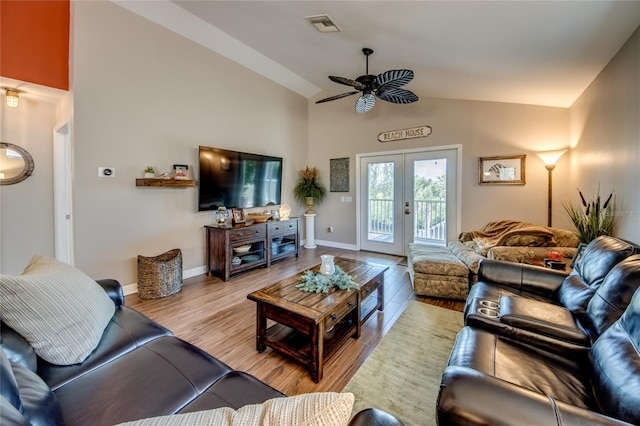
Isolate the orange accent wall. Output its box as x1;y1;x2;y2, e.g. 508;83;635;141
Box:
0;0;70;90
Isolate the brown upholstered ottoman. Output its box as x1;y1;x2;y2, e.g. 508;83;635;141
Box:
407;243;470;300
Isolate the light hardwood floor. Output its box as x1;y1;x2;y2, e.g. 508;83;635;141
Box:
125;246;464;396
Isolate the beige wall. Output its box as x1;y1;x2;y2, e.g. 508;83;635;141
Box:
70;2;308;283
2;4;637;281
308;96;569;246
568;26;640;243
0;98;56;274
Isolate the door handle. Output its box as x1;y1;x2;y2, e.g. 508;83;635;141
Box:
404;201;411;215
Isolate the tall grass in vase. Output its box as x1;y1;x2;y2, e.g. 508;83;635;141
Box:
562;186;616;244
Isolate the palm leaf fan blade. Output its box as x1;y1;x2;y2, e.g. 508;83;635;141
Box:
316;91;359;104
328;76;366;91
375;69;414;89
376;88;419;104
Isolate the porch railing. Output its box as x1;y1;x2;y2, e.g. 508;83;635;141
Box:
368;198;446;242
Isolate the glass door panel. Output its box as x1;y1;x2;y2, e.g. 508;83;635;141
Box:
359;148;458;256
360;155;404;255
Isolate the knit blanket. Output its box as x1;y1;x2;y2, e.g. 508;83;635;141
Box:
469;220;556;256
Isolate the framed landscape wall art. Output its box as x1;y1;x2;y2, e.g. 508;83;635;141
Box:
478;154;526;185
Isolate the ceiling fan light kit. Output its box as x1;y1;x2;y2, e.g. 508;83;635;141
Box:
316;48;418;113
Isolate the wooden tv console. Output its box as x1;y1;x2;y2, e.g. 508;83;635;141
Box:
205;218;300;281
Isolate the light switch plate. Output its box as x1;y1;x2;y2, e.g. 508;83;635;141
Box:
98;167;115;177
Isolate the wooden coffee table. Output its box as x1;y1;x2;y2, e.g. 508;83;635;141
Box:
247;258;387;382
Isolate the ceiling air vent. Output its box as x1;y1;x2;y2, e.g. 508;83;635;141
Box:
305;14;341;33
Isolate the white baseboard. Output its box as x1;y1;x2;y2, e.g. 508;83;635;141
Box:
122;243;356;297
122;283;138;296
122;265;207;296
300;238;357;251
314;239;358;251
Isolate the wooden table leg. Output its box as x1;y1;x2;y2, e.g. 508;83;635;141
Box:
311;323;323;383
378;275;385;312
354;294;362;339
256;304;266;352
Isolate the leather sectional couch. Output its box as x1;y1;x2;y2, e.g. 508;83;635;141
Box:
437;235;640;425
1;278;402;425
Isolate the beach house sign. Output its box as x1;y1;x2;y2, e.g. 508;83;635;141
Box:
377;125;432;143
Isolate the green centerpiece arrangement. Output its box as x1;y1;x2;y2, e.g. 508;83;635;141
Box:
296;265;359;293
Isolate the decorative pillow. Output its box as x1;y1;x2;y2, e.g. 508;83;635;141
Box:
502;234;555;247
0;256;115;365
115;392;355;426
550;227;580;247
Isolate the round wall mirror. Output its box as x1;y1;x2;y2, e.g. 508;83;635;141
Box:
0;142;35;185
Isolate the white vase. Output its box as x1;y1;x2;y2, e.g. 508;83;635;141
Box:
319;255;335;276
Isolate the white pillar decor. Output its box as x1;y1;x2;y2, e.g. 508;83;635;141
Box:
304;213;317;249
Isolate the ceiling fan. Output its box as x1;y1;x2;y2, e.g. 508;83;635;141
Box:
316;48;418;114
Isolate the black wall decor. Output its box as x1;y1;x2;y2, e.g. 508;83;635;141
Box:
330;158;349;192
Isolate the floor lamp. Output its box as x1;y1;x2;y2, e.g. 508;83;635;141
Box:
537;149;567;227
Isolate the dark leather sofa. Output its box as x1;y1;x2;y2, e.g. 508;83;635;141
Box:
437;236;640;425
1;279;402;426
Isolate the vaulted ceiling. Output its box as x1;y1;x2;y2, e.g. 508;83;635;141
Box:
116;0;640;108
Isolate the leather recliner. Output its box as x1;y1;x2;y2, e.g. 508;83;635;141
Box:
464;236;640;354
438;285;640;425
466;236;639;305
465;253;640;355
437;236;640;425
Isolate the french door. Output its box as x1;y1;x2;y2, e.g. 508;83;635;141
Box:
359;147;459;256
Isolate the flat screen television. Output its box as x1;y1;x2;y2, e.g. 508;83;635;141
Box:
198;146;282;211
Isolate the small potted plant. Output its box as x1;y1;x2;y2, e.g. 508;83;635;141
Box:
293;166;327;214
144;166;155;178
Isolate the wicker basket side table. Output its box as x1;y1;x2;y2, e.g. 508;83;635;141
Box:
137;248;183;299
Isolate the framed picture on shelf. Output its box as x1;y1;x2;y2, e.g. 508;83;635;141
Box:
479;154;526;185
173;164;189;180
232;208;245;225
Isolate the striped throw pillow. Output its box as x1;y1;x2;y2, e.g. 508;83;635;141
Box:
116;392;355;426
0;256;115;365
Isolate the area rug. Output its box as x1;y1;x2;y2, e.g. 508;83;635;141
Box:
343;301;463;426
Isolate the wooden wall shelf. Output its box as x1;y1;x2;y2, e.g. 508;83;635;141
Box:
135;178;196;187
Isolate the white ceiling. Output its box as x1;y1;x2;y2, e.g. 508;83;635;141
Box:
115;0;640;108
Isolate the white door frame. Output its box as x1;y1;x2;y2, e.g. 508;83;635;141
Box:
53;118;74;265
355;144;462;252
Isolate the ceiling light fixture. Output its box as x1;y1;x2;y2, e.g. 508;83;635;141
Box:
305;15;341;33
4;88;21;109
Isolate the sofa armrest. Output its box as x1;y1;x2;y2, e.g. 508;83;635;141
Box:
477;259;567;299
348;408;404;426
438;366;632;425
95;279;124;307
447;241;483;275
